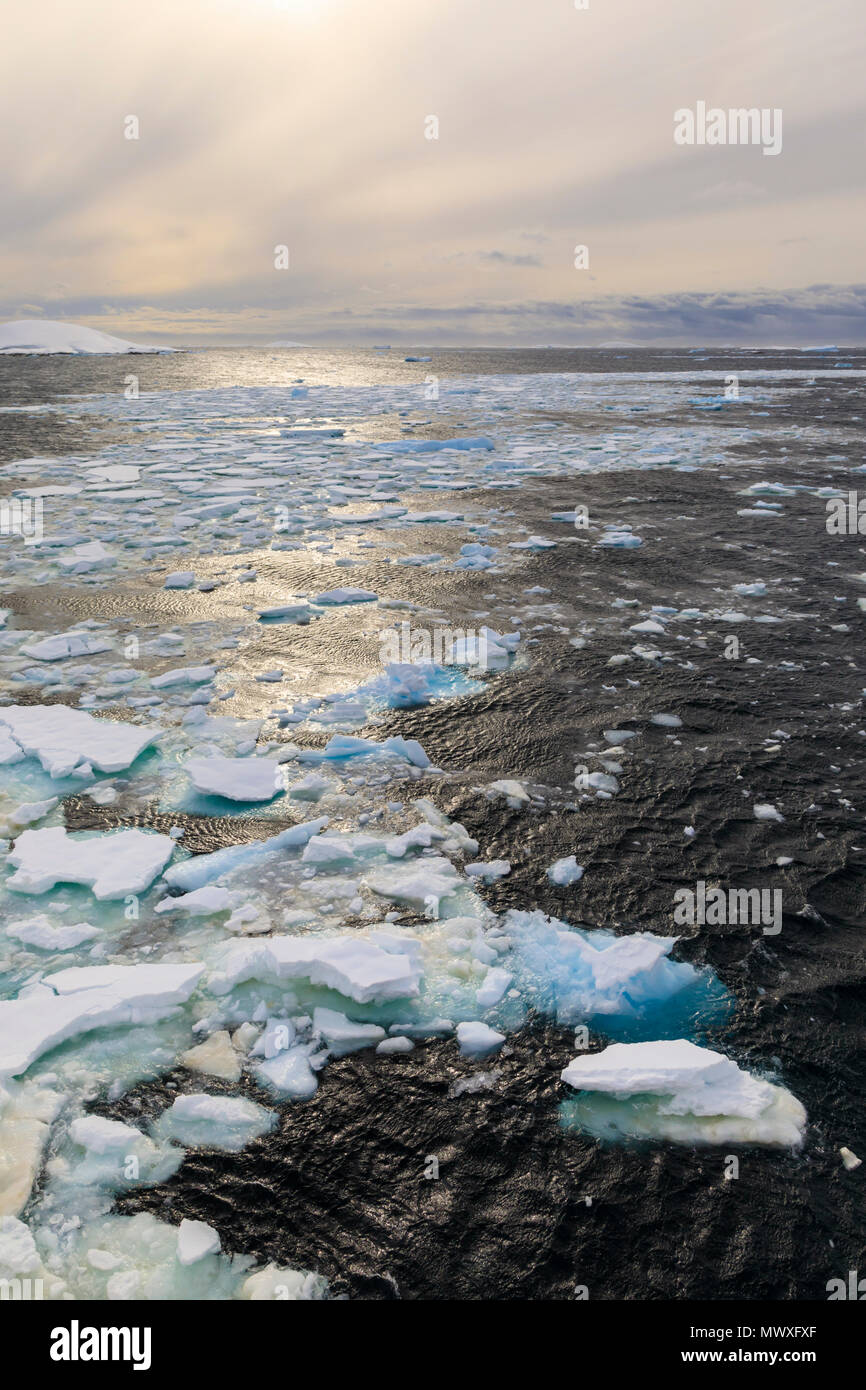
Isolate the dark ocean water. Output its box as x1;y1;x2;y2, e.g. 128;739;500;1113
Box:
2;347;865;1300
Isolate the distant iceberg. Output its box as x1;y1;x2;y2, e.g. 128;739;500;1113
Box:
0;319;172;355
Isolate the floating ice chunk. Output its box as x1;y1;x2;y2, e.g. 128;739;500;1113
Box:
288;772;333;801
239;1264;330;1300
254;1047;318;1100
488;779;529;806
313;1007;386;1056
374;436;493;452
364;856;462;916
19;632;114;661
7;827;175;899
154;886;238;917
208;934;421;1005
650;713;682;728
151;665;215;689
65;1114;181;1188
155;1093;276;1152
6;915;100;950
733;582;768;597
630;619;665;635
376;1036;414;1055
547;856;584;886
181;1031;241;1082
183;755;282;802
505;910;707;1027
603;730;636;746
177;1219;221;1266
561;1039;806;1147
0;963;204;1079
0;1080;62;1215
1;797;59;833
163;571;195;589
312;587;377;605
840;1146;862;1171
754;802;783;821
475;967;513;1009
0;705;159;776
57;541;116;574
0;1214;41;1276
161;818;327;893
0;731;24;766
465;860;511;882
597;531;642;548
257;603;316;624
456;1022;505;1058
382;735;430;768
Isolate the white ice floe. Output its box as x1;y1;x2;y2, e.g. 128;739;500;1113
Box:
0;705;159;777
456;1021;506;1058
181;1031;242;1082
183;755;282;802
547;856;584;886
312;587;378;605
176;1218;221;1266
561;1039;806;1147
7;827;175;899
5;915;100;951
313;1006;386;1056
207;934;422;1005
0;1080;63;1215
19;632;114;661
0;963;204;1080
154;1093;276;1151
753;802;784;822
364;856;462;916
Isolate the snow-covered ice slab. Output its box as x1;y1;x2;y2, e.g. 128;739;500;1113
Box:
183;755;282;802
364;856;462;916
7;827;175;899
154;1093;276;1152
0;705;159;777
561;1039;806;1146
208;934;421;1005
0;963;204;1080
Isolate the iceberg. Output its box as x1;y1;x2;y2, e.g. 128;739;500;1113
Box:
0;319;169;355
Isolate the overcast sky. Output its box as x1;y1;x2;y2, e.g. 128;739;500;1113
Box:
1;0;864;345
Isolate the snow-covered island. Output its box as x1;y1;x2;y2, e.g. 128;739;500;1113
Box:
0;319;173;355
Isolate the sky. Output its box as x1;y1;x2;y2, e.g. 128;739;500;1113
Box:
1;0;864;346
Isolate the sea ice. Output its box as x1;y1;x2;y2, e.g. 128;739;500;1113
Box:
560;1039;806;1146
0;963;204;1080
183;755;282;802
7;827;175;899
0;705;159;777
